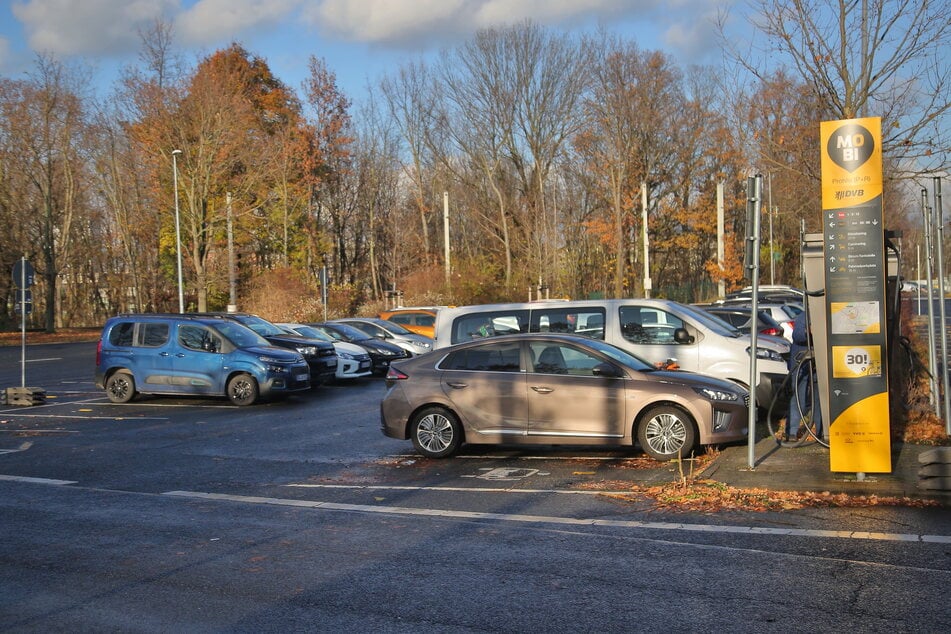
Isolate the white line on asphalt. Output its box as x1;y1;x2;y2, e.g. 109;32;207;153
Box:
21;357;62;363
0;413;167;420
288;483;606;495
0;474;77;485
162;490;951;544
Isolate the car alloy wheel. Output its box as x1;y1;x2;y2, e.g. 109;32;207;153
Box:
411;406;462;458
638;405;697;461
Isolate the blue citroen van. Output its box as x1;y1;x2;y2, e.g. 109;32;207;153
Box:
95;314;311;405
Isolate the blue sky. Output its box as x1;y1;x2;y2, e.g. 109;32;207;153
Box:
0;0;737;103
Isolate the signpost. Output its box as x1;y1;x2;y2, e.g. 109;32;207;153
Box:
819;117;891;474
5;256;45;405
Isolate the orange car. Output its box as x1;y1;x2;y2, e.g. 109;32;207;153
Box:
378;308;440;339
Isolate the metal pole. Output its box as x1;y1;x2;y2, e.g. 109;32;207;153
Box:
443;191;450;285
747;175;762;469
922;189;939;413
227;191;237;312
934;177;950;433
717;182;725;299
20;256;26;387
768;172;775;285
641;182;651;298
172;150;184;313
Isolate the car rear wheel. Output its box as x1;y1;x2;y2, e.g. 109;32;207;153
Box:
227;373;259;406
637;405;697;461
411;406;462;458
105;371;136;403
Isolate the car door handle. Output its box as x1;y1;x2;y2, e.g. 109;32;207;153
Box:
531;386;554;394
160;352;170;356
176;353;187;358
445;382;468;389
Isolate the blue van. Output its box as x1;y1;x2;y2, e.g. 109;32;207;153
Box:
95;314;311;405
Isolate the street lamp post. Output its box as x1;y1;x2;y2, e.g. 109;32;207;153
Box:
171;149;184;313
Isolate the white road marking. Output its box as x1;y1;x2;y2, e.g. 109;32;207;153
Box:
0;474;76;485
288;483;605;495
163;489;951;544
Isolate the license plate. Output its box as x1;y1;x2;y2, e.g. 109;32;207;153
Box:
296;373;309;381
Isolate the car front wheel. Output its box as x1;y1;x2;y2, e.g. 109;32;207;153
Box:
410;406;462;458
637;405;697;461
227;373;259;406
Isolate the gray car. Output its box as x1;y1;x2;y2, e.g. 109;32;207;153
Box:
380;333;749;461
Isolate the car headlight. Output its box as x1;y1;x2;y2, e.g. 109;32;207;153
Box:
296;345;317;356
411;340;431;349
748;346;784;362
694;386;740;402
337;351;356;360
375;347;397;356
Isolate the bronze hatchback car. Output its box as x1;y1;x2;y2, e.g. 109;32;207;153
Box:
380;333;749;461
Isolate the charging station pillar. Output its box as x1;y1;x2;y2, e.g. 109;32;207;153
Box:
802;233;831;433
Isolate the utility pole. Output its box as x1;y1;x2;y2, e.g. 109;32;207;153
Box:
443;191;451;286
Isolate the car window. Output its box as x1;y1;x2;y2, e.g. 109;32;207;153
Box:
139;323;170;347
108;322;135;346
529;342;603;376
530;308;605;340
442;341;521;372
179;325;221;353
618;307;685;344
450;310;529;344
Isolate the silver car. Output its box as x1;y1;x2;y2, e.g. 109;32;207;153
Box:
381;333;749;461
333;317;433;356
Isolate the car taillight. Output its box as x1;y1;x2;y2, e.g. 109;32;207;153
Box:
761;327;782;336
96;339;102;366
385;367;408;380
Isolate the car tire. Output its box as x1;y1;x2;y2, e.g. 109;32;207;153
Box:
105;371;136;403
410;406;462;458
637;405;697;461
227;373;259;406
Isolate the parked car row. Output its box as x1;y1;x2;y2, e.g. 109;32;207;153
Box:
96;312;432;407
95;295;795;463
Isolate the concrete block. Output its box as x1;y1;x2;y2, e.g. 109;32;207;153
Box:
917;447;951;465
3;387;46;406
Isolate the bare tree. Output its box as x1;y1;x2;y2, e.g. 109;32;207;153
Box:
726;0;950;174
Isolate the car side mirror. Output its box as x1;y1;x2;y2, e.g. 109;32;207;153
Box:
674;328;694;344
592;362;622;378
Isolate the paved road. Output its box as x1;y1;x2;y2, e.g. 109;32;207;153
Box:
1;342;949;632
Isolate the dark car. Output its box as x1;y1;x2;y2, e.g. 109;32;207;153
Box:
308;322;410;375
381;333;748;461
193;313;337;385
700;305;786;338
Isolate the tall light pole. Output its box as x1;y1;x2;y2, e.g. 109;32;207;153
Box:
171;149;184;313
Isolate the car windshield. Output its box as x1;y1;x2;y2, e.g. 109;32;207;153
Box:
235;315;284;337
582;338;656;372
364;319;412;336
319;323;369;342
287;325;333;342
211;321;271;348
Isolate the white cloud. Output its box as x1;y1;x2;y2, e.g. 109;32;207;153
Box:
11;0;176;56
305;0;653;48
175;0;300;47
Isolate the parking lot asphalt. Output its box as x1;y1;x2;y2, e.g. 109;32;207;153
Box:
702;437;951;504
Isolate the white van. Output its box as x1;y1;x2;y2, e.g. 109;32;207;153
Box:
433;299;789;403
